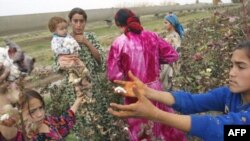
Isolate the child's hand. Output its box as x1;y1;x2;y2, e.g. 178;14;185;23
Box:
74;85;85;99
113;81;135;97
0;105;19;127
108;84;159;120
71;84;86;113
25;121;39;139
114;71;148;97
0;114;17;127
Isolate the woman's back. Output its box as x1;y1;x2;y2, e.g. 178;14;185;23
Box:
107;8;186;141
108;30;178;83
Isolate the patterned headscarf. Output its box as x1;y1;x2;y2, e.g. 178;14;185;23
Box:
165;14;184;39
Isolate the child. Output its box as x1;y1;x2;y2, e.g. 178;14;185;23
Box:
109;40;250;141
19;87;84;140
160;14;184;91
48;16;91;88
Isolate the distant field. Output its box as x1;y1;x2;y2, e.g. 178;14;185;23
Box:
0;11;211;67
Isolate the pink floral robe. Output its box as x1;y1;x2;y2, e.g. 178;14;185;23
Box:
107;30;186;141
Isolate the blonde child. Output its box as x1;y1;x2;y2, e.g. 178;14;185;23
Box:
48;16;91;88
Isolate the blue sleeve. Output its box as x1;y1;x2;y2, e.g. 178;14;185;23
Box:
190;110;250;140
172;87;229;114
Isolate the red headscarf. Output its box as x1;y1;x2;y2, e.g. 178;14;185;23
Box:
115;8;143;36
125;16;143;35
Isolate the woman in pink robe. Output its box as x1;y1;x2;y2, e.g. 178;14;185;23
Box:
107;8;186;141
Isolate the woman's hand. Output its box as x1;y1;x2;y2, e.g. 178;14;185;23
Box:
73;34;89;46
108;84;160;121
114;71;151;98
72;33;102;65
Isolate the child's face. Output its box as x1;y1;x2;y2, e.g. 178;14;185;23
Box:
22;98;45;125
55;22;68;36
229;49;250;94
164;20;173;31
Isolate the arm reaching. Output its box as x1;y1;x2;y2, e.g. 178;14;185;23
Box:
108;82;191;132
70;85;84;114
110;71;241;140
114;71;176;106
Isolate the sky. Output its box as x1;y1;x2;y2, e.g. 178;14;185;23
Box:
0;0;231;16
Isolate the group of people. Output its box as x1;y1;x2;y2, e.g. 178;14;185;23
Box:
0;6;249;141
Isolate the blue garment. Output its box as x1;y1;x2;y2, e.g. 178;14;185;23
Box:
172;86;250;141
165;14;184;39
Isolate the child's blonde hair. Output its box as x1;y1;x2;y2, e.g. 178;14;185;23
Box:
48;16;67;32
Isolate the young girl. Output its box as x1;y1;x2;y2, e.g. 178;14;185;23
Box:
107;8;186;141
160;14;184;91
108;40;250;141
19;87;84;140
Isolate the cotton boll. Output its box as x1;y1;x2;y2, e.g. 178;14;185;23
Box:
0;104;19;127
0;114;10;121
114;86;127;93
